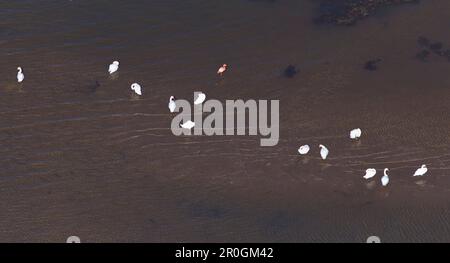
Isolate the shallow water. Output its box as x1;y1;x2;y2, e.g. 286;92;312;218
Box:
1;0;450;242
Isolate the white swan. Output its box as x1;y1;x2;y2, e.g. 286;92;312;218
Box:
298;145;310;155
363;168;377;179
350;128;362;140
217;64;228;75
381;168;389;186
194;92;206;105
168;96;176;113
17;67;24;83
108;61;119;74
319;144;329;160
413;164;428;177
131;83;142;96
180;120;195;129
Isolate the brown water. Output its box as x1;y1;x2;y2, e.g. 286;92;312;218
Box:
1;0;450;242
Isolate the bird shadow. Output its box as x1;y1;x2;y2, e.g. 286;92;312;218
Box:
130;93;142;101
283;65;299;78
73;80;100;94
365;180;377;190
364;59;382;71
3;82;25;93
301;156;311;164
88;80;101;93
109;73;120;81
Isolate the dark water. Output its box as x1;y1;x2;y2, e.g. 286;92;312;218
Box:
2;0;450;242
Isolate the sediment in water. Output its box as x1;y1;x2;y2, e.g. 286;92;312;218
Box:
314;0;421;26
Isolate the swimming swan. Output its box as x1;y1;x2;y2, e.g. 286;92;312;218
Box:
413;164;428;177
168;96;176;113
131;83;142;96
363;168;377;179
319;144;329;160
194;92;206;105
350;128;362;140
180;120;195;129
381;168;389;186
108;61;119;74
298;145;310;155
17;67;24;83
